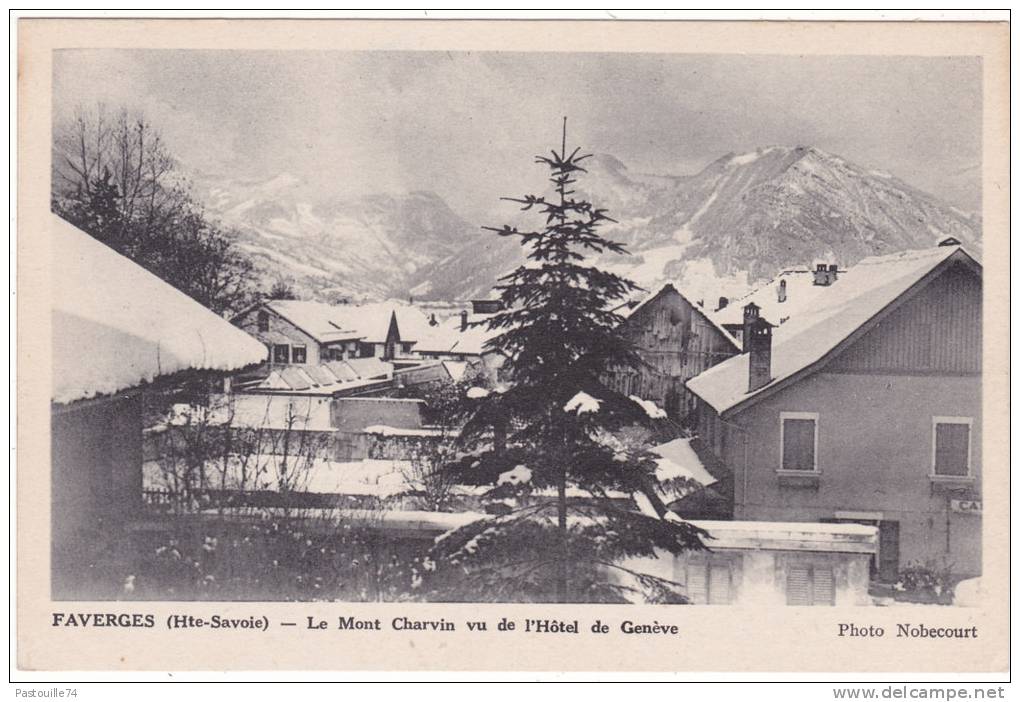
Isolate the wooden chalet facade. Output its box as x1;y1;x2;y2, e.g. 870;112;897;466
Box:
603;284;740;419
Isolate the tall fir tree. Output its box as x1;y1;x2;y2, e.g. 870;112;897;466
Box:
418;120;706;604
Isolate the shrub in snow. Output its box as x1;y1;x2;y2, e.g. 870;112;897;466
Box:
70;511;415;602
893;560;956;604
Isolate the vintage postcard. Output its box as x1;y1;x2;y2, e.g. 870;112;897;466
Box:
15;17;1010;674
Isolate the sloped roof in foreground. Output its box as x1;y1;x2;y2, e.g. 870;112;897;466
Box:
686;245;980;417
51;215;268;404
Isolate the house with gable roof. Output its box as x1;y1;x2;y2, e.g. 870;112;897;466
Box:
233;299;507;394
234;299;504;367
233;299;434;365
686;241;982;581
603;283;741;419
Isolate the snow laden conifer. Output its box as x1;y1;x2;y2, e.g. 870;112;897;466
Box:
419;120;707;603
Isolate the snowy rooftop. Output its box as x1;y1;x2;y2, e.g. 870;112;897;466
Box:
266;299;500;356
251;358;395;395
712;268;833;328
651;437;717;488
51;216;267;404
442;360;469;382
618;283;739;348
687;244;979;415
413;312;502;356
267;299;437;345
690;519;878;553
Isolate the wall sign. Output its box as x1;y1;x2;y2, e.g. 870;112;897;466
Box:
950;499;982;514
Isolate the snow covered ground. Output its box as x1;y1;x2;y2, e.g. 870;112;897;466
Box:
144;456;412;497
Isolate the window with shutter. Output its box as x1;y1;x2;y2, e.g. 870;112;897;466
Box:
686;563;708;604
787;565;835;606
780;413;818;472
933;418;972;477
684;561;733;605
786;566;811;606
813;568;834;605
708;564;733;605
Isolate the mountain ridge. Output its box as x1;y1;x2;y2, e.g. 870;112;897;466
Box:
197;146;981;304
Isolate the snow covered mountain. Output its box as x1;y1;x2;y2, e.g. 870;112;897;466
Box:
195;172;482;301
412;146;981;303
198;146;981;304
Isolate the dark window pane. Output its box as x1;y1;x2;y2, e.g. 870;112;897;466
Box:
273;344;289;364
934;423;970;476
292;346;307;364
782;418;816;471
877;521;900;582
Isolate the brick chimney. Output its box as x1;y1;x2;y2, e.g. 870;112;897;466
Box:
777;278;787;303
743;302;773;392
813;263;838;286
460;310;469;332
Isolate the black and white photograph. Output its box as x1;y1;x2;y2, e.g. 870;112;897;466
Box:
14;14;1014;684
46;45;988;610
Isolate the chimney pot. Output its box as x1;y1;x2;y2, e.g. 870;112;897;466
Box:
460;310;469;331
717;296;729;311
813;264;836;286
742;302;760;323
777;279;787;303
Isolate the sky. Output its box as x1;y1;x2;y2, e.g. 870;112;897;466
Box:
53;50;983;220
